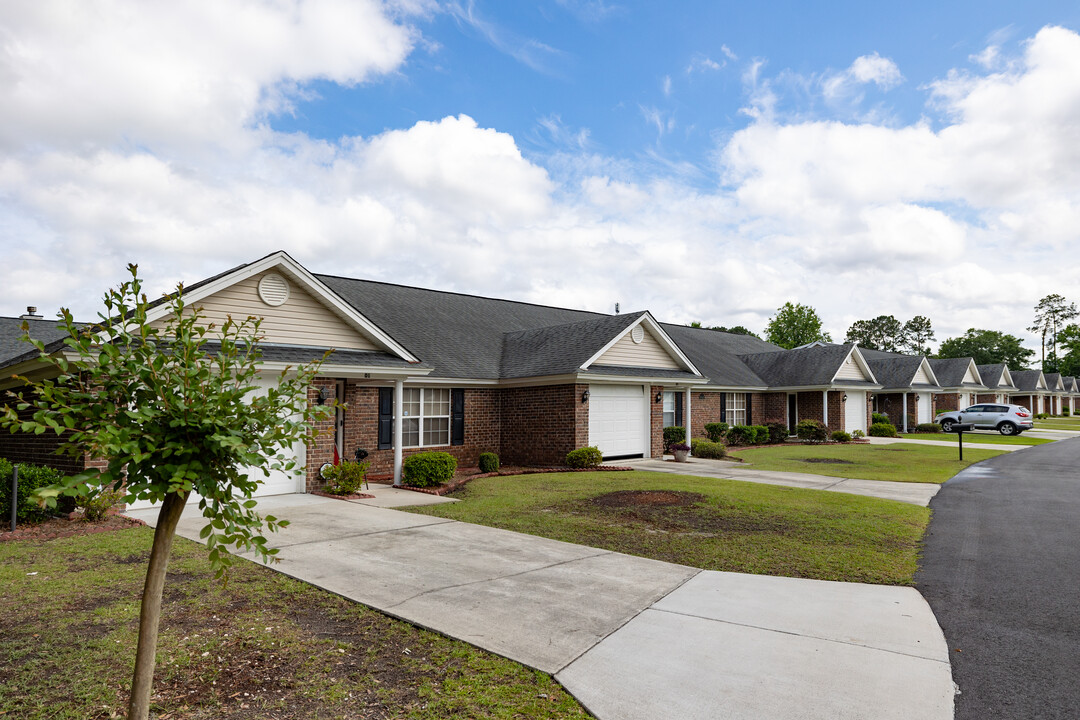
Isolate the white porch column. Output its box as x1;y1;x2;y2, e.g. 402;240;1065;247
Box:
822;390;829;428
902;394;908;433
393;378;404;486
685;388;692;456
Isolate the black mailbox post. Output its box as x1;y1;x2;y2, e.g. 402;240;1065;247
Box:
949;422;974;461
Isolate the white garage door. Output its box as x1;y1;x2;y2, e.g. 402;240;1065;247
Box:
845;391;867;434
588;384;647;459
917;392;933;424
128;375;305;509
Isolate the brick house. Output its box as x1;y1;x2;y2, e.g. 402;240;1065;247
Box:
2;251;972;505
975;364;1019;406
860;349;941;432
929;358;987;414
1009;369;1049;415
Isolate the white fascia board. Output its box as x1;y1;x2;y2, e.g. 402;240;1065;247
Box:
1000;366;1015;387
686;385;769;392
580;312;703;376
967;359;985;386
258;361;432;380
830;346;879;385
579;373;710;387
143;251;421;364
1036;372;1048;389
763;383;883;392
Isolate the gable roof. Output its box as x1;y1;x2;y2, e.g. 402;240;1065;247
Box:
737;343;879;388
658;325;777;388
1010;369;1047;392
860;349;938;390
976;363;1018;392
1063;376;1079;393
928;358;985;389
500;312;644;378
1044;372;1065;391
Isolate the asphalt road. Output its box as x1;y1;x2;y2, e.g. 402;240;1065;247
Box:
917;437;1080;719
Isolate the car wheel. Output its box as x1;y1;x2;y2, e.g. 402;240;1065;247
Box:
999;422;1017;436
941;419;954;432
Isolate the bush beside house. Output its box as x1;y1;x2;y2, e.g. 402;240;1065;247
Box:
402;452;457;488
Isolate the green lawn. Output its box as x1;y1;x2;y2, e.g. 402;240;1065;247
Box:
0;527;586;720
406;471;930;586
900;432;1051;446
729;442;1004;483
1035;417;1080;431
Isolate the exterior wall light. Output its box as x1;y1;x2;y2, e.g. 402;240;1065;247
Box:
582;390;590;403
655;391;663;403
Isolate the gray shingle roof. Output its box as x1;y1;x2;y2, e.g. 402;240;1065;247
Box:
0;317;72;368
259;345;429;370
317;274;610;379
501;312;646;378
1044;372;1063;391
928;358;985;389
862;354;929;390
977;363;1017;391
738;343;873;387
658;324;776;388
1010;369;1045;392
586;365;702;381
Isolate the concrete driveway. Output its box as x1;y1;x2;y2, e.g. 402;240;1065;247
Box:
128;492;954;719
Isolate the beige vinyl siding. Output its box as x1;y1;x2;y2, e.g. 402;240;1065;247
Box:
593;327;681;369
912;363;933;385
962;364;979;384
834;353;870;381
156;272;378;350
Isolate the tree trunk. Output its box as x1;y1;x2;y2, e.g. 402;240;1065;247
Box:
128;491;188;720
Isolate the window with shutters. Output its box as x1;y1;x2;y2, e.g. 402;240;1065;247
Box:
725;393;746;426
398;387;451;448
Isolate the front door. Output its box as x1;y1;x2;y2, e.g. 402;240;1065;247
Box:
787;393;798;434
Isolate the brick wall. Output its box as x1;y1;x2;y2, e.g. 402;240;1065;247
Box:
826;391;843;433
935;393;959;412
690;392;725;438
755;392;787;426
650;385;664;457
795;391;823;427
0;391;86;474
501;383;586;466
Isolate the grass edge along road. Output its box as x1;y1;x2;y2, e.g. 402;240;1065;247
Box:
899;432;1051;446
0;527;588;720
728;442;1004;483
407;470;931;586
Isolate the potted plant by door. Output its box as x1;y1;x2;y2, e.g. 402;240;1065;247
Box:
670;442;691;462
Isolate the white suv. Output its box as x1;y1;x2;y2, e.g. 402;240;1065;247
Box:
937;404;1034;436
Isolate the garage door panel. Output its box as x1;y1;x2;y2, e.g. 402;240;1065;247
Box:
589;385;646;458
844;391;867;434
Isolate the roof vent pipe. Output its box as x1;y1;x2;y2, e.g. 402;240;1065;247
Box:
20;306;42;320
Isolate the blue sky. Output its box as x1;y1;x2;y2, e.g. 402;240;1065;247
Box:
2;1;1080;351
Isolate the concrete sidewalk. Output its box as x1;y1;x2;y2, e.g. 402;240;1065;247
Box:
127;494;954;720
618;457;942;506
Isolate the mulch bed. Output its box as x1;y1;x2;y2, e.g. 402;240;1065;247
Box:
0;513;145;543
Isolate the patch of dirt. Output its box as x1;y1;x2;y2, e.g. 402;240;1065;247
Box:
799;458;855;465
0;513;145;543
590;490;705;507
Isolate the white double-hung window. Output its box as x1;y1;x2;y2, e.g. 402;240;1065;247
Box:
399;388;451;448
662;391;676;427
725;393;746;426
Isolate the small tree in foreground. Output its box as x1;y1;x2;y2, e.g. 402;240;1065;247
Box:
0;264;332;720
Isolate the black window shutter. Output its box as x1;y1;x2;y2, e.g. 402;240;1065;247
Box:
745;393;753;425
720;393;727;423
674;392;683;427
378;387;393;450
451;389;465;446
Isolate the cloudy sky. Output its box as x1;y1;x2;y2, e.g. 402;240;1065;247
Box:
2;1;1079;351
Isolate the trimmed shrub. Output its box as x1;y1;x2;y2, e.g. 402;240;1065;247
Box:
869;422;898;438
765;422;789;444
1064;408;1071;417
703;422;729;443
478;452;500;473
852;429;866;438
795;419;829;444
566;446;603;469
830;430;852;443
321;461;370;495
663;426;686;450
690;438;726;459
914;423;943;434
77;487;126;521
872;412;890;425
0;460;71;524
727;425;769;446
1035;412;1050;419
402;452;457;488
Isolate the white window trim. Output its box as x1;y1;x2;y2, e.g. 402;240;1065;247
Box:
396;387;451;449
725;392;746;426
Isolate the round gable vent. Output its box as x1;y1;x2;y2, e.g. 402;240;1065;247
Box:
631;325;645;344
258;273;290;307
